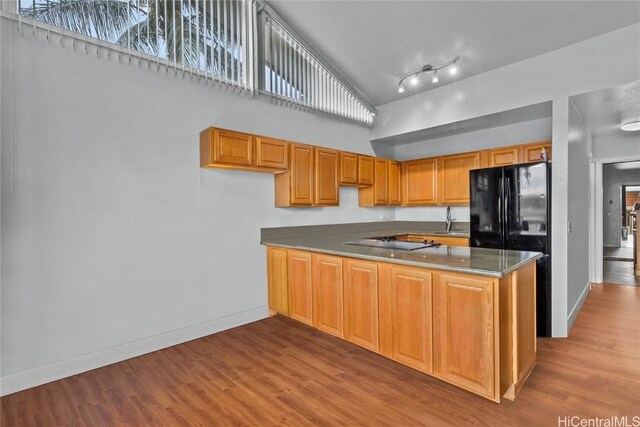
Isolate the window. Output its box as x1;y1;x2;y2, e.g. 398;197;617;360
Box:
261;13;375;127
17;0;255;90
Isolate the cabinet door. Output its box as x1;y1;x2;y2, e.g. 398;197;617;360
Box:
267;247;288;315
522;142;552;163
290;144;314;206
489;147;520;166
358;155;374;186
402;158;438;205
379;264;433;373
340;152;358;185
312;254;344;338
314;148;339;206
255;137;288;169
287;250;313;325
388;161;401;206
213;128;254;166
438;152;480;205
344;259;379;352
434;273;496;399
373;158;389;205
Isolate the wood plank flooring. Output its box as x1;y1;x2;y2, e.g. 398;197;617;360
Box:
2;284;639;426
603;260;640;287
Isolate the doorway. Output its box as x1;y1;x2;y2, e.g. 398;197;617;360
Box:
602;162;640;286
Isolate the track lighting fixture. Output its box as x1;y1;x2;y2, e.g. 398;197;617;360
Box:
397;55;460;94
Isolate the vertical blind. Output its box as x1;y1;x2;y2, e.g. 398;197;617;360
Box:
261;13;375;127
13;1;375;126
17;0;255;91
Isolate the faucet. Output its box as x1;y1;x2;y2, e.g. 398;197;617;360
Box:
445;206;454;232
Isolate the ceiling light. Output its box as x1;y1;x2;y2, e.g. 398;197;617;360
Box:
621;121;640;132
397;55;460;95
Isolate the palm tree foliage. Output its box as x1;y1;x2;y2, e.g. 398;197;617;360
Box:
20;0;242;77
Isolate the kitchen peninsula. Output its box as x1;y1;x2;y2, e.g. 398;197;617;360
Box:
261;221;541;403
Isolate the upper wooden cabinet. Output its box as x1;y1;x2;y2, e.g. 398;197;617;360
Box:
312;254;344;338
267;247;288;316
379;264;433;374
358;155;374;186
373;158;389;205
438;152;480;205
202;127;552;209
388;161;401;206
434;273;496;400
255;137;289;169
314;148;339;206
488;146;520;167
344;259;379;352
200;127;288;173
287;250;313;326
340;152;358;185
275;143;314;207
522;141;552;163
402;158;438;206
212;128;253;166
359;158;397;207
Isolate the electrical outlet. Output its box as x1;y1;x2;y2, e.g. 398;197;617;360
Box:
568;221;572;234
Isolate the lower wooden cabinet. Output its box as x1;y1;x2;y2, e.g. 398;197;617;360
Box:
312;254;344;338
267;247;289;315
344;259;379;352
379;264;433;374
287;250;313;325
434;273;497;400
265;246;535;403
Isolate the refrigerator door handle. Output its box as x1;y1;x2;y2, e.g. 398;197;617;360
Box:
504;176;510;242
498;176;503;235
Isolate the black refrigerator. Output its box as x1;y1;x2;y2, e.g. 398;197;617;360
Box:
469;162;551;337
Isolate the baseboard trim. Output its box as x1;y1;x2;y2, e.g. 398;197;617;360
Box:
0;306;268;397
567;282;591;333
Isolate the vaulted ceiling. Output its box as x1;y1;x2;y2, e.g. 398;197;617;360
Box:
269;1;640;106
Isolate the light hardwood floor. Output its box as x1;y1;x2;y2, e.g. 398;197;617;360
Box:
1;284;639;426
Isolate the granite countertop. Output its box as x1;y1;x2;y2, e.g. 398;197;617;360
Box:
260;221;541;278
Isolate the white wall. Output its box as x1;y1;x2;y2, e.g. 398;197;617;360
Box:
566;100;593;331
373;23;640;337
0;20;393;389
393;117;552;161
593;134;640;160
